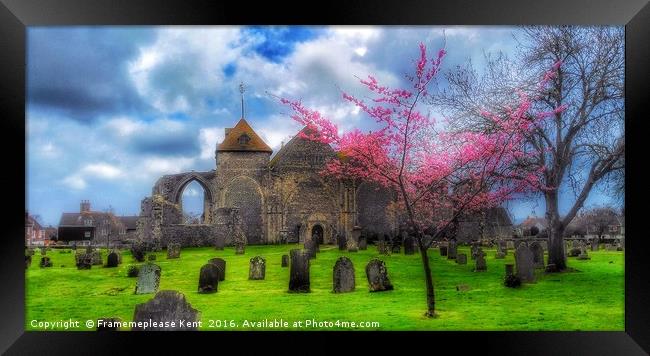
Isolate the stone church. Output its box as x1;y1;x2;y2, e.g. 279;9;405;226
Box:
136;118;396;247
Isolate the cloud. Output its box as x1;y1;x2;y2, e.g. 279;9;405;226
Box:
198;127;224;160
61;162;123;190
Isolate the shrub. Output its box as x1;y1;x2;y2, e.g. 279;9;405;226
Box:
147;254;157;261
127;265;139;278
504;274;521;288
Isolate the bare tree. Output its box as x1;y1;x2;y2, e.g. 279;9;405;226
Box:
433;26;624;270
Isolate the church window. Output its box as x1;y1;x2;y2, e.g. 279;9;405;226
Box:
238;134;251;145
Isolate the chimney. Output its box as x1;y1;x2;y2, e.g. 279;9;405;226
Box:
224;128;232;137
80;200;91;213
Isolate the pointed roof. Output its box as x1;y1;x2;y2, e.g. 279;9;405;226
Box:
217;118;272;153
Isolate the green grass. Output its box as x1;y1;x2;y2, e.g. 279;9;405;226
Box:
25;244;624;331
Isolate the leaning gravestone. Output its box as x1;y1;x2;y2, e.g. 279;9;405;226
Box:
249;256;266;280
39;256;52;268
132;290;200;331
439;245;448;257
281;255;289;267
289;249;310;293
447;240;457;260
365;258;393;292
474;249;487;272
333;257;355;293
207;258;226;281
359;237;367;250
529;242;545;269
135;263;161;294
106;252;119;268
456;253;467;265
198;264;220;293
515;244;535;283
167;243;181;259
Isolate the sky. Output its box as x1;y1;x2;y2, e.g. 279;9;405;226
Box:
26;26;621;226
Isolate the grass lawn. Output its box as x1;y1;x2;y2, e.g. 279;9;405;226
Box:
25;244;624;331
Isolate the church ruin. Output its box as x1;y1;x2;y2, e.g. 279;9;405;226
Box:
136;118;397;248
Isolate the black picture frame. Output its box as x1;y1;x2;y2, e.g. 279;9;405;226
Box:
2;0;648;354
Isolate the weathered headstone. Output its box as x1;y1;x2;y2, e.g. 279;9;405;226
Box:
529;242;545;269
289;249;310;293
207;258;226;281
304;240;317;258
470;243;480;260
249;256;266;280
505;263;514;276
403;236;415;255
106;252;119;268
214;234;225;250
391;244;401;254
515;244;535;283
333;257;355;293
132;290;200;331
233;225;247;255
358;236;367;250
281;254;289;267
439;245;448;256
577;245;591;260
76;252;91;269
198;264;220;293
365;258;393;292
456;253;467;265
376;240;390;255
135;263;161;294
474;249;487;272
337;234;347;251
167;243;181;259
447;240;457;260
39;256;52;268
591;239;599;251
91;250;103;265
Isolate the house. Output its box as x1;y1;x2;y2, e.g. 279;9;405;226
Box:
25;212;45;246
57;200;132;246
518;215;548;237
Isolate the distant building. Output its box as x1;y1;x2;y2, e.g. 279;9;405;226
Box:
25;212;45;246
455;207;515;242
57;200;136;246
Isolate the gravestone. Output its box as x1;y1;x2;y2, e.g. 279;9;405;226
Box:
471;244;480;260
167;243;181;259
577;245;591;260
233;225;247;255
358;236;367;250
439;246;448;256
207;258;226;281
365;258;393;292
106;252;119;268
249;256;266;280
91;251;103;265
127;265;139;278
132;290;200;331
605;244;615;251
505;263;514;276
39;256;52;268
214;234;225;250
281;254;289;267
377;240;390;255
131;244;146;262
456;253;467;265
304;240;317;258
135;263;161;294
403;236;415;255
289;249;310;293
76;253;92;270
447;240;457;260
515;244;535;283
198;264;220;293
591;239;599;251
333;257;355;293
529;242;545;269
337;234;346;251
391;244;401;254
474;249;487;272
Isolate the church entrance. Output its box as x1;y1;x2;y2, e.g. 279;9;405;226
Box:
311;224;324;244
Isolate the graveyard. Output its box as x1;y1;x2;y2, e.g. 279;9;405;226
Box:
25;243;624;331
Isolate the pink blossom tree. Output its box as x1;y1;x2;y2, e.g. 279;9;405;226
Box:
279;43;564;317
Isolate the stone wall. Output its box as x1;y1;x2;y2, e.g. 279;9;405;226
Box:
161;224;219;247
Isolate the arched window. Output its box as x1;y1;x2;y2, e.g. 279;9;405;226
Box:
238;133;251;145
181;180;207;224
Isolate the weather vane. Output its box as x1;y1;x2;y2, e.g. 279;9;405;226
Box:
239;81;246;118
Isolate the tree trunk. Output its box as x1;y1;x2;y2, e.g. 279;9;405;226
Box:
416;235;436;317
545;192;567;270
